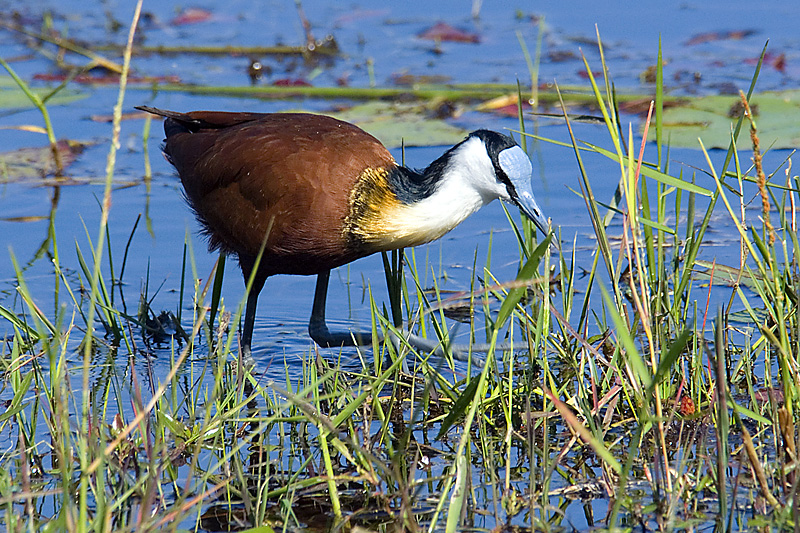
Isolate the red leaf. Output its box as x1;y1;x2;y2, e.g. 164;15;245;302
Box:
170;7;213;26
686;29;755;46
754;387;784;405
272;78;311;87
744;51;787;73
417;22;479;44
773;52;787;72
578;69;603;79
33;73;180;85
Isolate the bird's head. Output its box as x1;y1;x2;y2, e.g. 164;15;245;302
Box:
446;130;551;238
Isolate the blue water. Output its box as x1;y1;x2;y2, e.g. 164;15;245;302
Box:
0;0;795;530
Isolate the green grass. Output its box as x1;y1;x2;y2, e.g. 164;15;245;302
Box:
1;10;800;533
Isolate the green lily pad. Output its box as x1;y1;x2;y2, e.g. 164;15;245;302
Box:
0;140;86;181
654;90;800;149
692;259;767;290
0;76;87;110
327;101;467;148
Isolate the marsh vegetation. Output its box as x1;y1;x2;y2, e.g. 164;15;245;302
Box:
1;1;799;531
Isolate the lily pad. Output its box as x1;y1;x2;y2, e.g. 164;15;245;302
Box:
327;101;467;148
0;76;88;109
653;90;800;149
0;76;87;110
0;140;86;181
692;259;766;290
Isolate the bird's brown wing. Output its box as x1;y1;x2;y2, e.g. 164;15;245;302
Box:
161;112;397;276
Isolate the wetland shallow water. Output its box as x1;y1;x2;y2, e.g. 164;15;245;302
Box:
1;0;798;531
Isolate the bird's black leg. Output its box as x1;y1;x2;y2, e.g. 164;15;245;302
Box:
308;270;494;361
238;256;266;366
241;288;259;362
309;269;371;347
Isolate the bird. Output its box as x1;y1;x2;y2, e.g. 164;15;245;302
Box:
136;106;552;359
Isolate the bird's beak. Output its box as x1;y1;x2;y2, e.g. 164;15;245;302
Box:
498;145;555;249
511;184;561;253
515;189;550;238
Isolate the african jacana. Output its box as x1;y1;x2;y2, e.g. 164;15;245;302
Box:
137;106;551;358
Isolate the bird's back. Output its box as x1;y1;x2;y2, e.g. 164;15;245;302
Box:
158;110;397;276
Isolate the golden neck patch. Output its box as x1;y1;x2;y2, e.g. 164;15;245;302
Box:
344;167;402;252
344;165;479;253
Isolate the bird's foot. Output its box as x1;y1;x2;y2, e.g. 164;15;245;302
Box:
239;344;257;370
309;317;513;363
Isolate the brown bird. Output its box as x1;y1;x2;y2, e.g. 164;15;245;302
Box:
137;106;551;358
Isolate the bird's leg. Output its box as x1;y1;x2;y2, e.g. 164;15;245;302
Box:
238;256;266;367
240;288;259;365
309;270;371;347
308;270;494;361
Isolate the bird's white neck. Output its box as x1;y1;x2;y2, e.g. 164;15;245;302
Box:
345;137;509;252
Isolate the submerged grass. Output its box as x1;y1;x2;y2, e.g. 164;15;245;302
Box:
1;11;800;533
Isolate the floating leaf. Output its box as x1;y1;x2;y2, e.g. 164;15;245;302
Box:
199;505;251;531
652;90;800;149
692;259;766;290
477;93;538;117
745;52;788;73
686;29;756;46
578;69;604;79
272;78;311;87
0;140;86;181
392;73;451;86
476;93;520;111
328;101;467;148
727;307;769;325
418;22;480;43
0;215;49;222
32;73;180;85
0;76;86;110
753;387;784;405
170;7;213;26
0;124;48;134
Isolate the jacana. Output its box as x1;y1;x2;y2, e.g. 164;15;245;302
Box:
137;106;552;359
